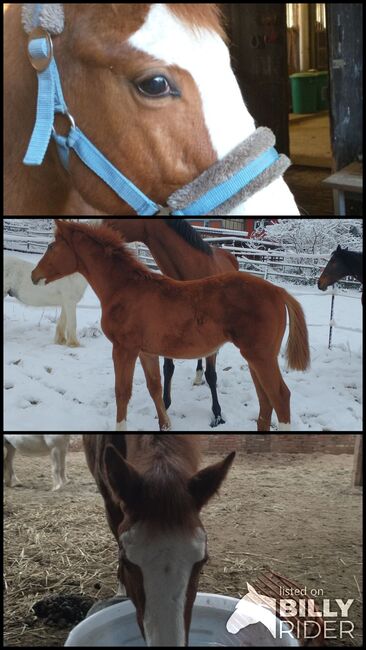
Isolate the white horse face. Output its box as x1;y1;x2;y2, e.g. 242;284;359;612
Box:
120;523;208;647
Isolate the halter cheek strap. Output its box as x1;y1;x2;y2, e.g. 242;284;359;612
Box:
22;3;291;216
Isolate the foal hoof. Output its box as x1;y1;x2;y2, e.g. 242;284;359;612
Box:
160;419;172;431
210;414;226;428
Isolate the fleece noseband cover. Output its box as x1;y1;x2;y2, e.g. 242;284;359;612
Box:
167;127;291;215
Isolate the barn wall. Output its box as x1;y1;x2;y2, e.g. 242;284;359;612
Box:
71;435;356;454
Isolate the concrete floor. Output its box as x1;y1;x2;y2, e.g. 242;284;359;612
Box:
289;111;332;168
287;112;333;215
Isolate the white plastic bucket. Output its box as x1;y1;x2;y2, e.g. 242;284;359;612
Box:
65;593;299;647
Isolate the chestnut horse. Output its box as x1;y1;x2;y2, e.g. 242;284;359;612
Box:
102;218;239;427
5;3;299;216
318;245;363;299
83;434;235;646
32;220;310;431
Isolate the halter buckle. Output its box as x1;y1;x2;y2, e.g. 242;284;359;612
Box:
28;27;53;72
155;206;171;215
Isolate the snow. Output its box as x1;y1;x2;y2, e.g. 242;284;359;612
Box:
4;250;362;432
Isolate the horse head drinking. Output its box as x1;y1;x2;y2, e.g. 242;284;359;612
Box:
83;434;235;646
5;3;299;215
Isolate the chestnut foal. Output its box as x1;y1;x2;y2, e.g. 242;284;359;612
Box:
102;218;239;427
32;220;310;431
83;434;235;646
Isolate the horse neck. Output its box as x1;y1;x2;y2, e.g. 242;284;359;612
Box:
345;252;363;283
143;221;214;280
68;232;129;305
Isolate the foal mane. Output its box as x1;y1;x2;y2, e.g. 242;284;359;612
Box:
57;220;153;277
164;219;213;256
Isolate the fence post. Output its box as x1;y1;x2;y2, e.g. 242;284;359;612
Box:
328;292;336;349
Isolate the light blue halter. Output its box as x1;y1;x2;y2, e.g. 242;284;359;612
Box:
23;4;287;216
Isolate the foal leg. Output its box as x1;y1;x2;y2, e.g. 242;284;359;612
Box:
113;346;138;431
139;353;171;431
245;355;291;431
205;354;225;427
163;358;175;410
249;366;273;431
4;442;21;487
55;306;67;345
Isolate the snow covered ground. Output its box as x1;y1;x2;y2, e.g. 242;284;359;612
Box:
4;251;362;432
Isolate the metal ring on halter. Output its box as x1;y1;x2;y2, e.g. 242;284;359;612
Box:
155;206;171;215
28;27;54;72
52;111;76;137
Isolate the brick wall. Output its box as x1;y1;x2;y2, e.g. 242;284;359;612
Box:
69;434;357;454
201;434;357;454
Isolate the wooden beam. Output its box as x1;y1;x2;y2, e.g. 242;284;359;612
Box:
352;435;362;487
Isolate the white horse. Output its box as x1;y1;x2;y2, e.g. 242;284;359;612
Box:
4;256;87;346
4;434;70;491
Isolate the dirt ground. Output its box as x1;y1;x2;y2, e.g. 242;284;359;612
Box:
4;449;363;647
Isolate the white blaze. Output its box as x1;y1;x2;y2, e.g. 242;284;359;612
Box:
121;524;206;646
129;3;299;215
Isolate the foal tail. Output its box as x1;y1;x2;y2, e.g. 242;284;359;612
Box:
283;291;310;371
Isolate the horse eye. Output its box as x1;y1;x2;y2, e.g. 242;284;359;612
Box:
136;75;179;98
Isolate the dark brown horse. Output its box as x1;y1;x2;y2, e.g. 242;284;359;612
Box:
32;220;310;431
5;3;299;216
318;245;363;297
83;434;235;646
103;218;239;427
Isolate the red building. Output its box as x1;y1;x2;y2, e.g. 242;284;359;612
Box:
187;219;278;236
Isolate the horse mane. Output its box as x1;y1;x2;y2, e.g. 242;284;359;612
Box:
129;434;202;531
164;219;213;256
56;220;153;278
333;247;362;263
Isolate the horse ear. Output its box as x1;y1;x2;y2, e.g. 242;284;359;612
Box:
336;245;342;251
189;451;236;511
103;444;143;510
